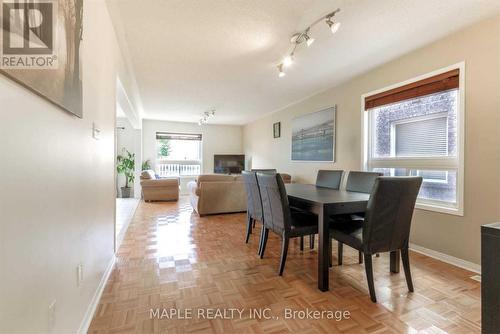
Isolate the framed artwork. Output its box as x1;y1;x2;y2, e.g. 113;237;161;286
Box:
291;106;336;162
273;122;281;138
0;0;84;117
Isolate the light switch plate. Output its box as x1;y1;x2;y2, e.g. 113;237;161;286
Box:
92;123;101;140
77;263;84;287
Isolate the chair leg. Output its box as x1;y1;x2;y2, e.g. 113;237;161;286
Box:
278;235;290;276
401;248;414;292
363;253;377;303
338;242;343;265
309;234;315;249
260;228;269;259
358;251;363;264
245;216;253;243
257;225;265;256
300;236;304;251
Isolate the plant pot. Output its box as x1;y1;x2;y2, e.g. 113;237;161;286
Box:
121;187;132;198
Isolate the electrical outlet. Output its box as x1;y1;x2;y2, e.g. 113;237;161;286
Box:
48;300;56;332
77;263;84;287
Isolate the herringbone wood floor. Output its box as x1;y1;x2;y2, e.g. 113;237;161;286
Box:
88;197;481;334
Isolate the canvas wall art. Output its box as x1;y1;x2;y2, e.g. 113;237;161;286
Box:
291;106;336;161
1;0;83;117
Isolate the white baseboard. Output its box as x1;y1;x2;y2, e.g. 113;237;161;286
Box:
409;243;481;274
78;255;116;334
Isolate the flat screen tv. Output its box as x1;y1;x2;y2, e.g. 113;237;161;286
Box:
214;154;245;174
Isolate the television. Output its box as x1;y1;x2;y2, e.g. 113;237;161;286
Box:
214;154;245;174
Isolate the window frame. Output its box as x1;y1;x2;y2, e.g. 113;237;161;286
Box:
361;63;465;216
155;131;203;177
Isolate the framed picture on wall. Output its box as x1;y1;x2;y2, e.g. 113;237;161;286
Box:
273;122;281;138
291;106;336;162
0;0;84;118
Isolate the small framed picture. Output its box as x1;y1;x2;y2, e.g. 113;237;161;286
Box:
273;122;281;138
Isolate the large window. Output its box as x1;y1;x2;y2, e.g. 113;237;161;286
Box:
363;65;464;215
156;132;202;177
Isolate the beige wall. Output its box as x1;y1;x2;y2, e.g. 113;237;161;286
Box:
142;119;243;175
244;16;500;265
0;0;131;333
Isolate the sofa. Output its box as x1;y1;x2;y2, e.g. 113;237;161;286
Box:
140;170;180;202
188;173;292;216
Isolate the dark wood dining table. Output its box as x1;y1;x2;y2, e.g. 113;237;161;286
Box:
285;183;400;292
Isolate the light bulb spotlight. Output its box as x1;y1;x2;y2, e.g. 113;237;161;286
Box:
282;54;294;67
277;64;286;78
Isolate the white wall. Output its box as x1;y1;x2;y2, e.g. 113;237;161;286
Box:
244;16;500;266
0;0;135;333
142;119;243;175
116;117;142;198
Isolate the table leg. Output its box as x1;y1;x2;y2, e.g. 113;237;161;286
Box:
318;204;330;291
390;250;400;273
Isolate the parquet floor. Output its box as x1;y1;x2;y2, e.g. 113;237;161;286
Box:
88;197;481;334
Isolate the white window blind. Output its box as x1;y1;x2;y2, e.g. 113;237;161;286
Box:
394;115;448;157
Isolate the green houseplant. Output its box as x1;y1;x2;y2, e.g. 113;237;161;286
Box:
142;159;152;171
117;148;135;198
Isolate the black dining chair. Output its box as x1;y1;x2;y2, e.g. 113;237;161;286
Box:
330;176;422;302
316;170;344;189
346;171;384;193
251;169;277;173
242;171;264;250
257;172;318;275
335;171;383;265
300;169;344;250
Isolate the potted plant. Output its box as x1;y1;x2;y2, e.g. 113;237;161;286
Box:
117;148;135;198
142;159;152;171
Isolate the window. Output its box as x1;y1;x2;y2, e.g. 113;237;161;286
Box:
156;132;202;177
363;65;464;215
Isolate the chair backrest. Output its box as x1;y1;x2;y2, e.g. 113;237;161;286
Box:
316;170;344;189
346;171;383;193
363;177;423;253
256;172;291;235
251;169;277;174
241;171;263;221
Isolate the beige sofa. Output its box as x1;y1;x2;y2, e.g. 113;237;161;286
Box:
188;173;292;216
188;174;246;216
140;170;179;202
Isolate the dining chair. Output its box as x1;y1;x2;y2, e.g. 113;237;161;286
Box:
330;176;422;302
257;172;318;275
299;169;344;250
346;171;384;193
251;169;277;173
316;170;344;189
336;171;383;265
241;171;264;252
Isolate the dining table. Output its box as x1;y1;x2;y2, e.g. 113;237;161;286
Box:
285;183;401;292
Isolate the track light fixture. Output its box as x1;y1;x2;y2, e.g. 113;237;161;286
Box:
198;109;216;126
277;8;341;78
277;64;286;78
326;17;341;34
282;54;294;67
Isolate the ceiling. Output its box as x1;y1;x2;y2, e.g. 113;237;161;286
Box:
107;0;500;125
